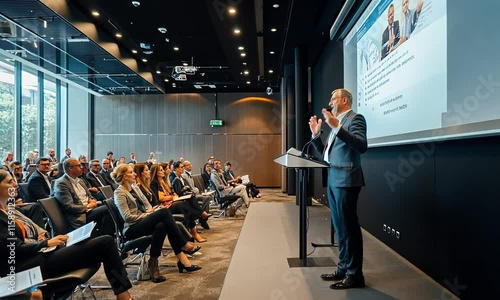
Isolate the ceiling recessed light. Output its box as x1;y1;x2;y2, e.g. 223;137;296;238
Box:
158;27;167;34
269;70;274;73
246;81;251;84
156;70;161;74
173;47;179;51
182;63;188;66
228;8;236;14
270;51;275;54
271;28;277;32
91;11;100;16
142;58;147;62
234;28;241;34
238;46;244;50
240;53;246;57
165;38;170;42
132;49;138;54
242;62;247;65
244;70;249;75
115;33;122;38
273;4;280;8
164;79;169;82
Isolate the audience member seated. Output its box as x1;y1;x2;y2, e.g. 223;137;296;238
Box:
47;148;58;165
86;159;109;192
52;158;113;236
2;151;13;166
10;161;25;183
224;161;261;198
111;165;201;282
23;151;36;171
201;163;212;190
0;170;135;300
133;163;193;242
100;158;118;190
79;160;105;201
27;158;52;202
151;164;206;243
211;159;250;211
173;161;212;230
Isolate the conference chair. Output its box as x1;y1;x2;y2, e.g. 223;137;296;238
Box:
36;197;104;299
209;179;240;218
37;197;71;236
17;182;31;203
41;263;101;300
99;185;114;199
103;199;153;282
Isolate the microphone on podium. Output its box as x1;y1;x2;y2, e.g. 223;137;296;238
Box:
301;129;323;159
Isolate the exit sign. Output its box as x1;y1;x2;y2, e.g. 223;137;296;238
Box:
210;119;223;127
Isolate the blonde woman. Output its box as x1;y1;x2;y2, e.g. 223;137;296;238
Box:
111;165;201;281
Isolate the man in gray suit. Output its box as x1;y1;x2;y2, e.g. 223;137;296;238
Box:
52;158;113;235
309;88;367;289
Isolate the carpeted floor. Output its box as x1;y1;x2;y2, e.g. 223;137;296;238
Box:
87;188;294;300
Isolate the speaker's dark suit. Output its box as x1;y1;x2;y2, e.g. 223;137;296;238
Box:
312;110;367;278
27;169;51;202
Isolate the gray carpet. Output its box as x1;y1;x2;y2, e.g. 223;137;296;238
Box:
88;188;286;300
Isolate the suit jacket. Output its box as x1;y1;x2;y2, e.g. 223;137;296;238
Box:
27;169;51;202
210;171;228;191
114;185;152;232
381;20;400;60
172;174;192;196
182;171;199;194
52;174;92;230
99;169;118;190
312;111;367;188
86;172;107;188
223;170;235;182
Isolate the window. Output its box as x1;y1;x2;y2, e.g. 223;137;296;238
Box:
0;54;15;158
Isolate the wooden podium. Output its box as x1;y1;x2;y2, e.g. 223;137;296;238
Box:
275;148;333;267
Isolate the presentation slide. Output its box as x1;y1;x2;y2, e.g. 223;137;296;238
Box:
343;0;500;146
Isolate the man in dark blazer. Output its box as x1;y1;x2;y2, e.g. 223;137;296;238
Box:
99;158;118;190
27;157;52;202
52;158;113;235
381;4;400;60
309;88;367;289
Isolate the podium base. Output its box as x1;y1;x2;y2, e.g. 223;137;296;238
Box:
287;257;336;268
311;242;338;248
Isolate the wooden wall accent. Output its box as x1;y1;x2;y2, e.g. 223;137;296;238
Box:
93;92;282;187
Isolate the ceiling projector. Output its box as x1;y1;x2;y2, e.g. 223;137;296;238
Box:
174;66;197;75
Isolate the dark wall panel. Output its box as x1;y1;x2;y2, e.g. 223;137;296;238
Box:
93;92;281;187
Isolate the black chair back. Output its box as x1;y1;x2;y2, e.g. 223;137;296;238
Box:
103;199;151;253
99;185;114;199
192;174;206;191
210;179;239;209
18;182;31;203
38;197;71;236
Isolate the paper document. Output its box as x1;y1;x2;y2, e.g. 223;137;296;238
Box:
202;190;215;196
286;147;302;156
173;194;192;202
241;175;250;184
66;221;96;247
0;267;43;297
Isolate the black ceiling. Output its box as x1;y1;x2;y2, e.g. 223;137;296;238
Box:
0;0;345;95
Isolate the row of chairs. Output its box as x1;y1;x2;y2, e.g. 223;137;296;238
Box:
35;185;151;299
191;174;239;217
